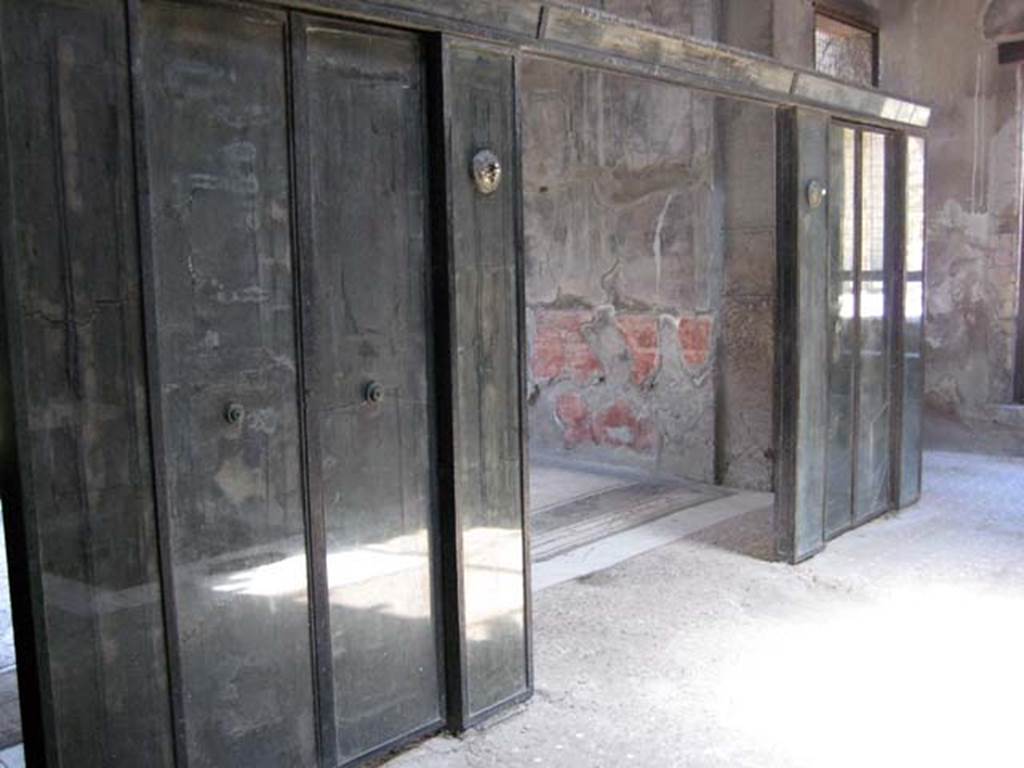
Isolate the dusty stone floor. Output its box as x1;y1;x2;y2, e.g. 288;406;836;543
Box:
0;509;14;671
388;450;1024;768
924;407;1024;457
0;744;22;768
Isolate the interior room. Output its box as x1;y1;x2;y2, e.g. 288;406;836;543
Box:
520;63;780;582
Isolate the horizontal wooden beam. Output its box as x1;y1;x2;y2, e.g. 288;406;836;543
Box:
534;5;929;128
260;0;930;129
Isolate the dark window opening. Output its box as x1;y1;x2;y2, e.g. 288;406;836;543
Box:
814;10;878;87
999;40;1024;66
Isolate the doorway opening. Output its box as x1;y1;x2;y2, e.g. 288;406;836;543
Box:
519;60;780;588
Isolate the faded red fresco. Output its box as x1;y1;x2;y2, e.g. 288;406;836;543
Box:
677;315;714;367
554;391;593;448
593;400;656;453
530;309;604;384
617;314;660;385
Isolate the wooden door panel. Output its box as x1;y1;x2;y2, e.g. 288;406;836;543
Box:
293;17;442;764
138;3;316;766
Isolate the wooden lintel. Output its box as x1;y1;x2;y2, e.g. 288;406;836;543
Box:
251;0;931;128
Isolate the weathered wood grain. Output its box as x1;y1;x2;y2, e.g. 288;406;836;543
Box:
137;2;316;765
293;16;443;765
774;108;830;563
792;72;929;128
0;0;175;764
444;40;530;722
171;0;930;128
534;4;929;128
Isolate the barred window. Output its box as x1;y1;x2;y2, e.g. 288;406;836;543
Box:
815;11;877;87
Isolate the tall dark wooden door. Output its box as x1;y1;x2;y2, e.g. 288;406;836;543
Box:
291;16;443;766
136;4;441;766
137;3;318;765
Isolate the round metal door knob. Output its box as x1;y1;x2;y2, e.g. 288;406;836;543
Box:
364;381;385;405
472;149;502;195
224;402;245;425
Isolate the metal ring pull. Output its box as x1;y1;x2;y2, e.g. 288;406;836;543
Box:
364;381;384;405
224;402;245;425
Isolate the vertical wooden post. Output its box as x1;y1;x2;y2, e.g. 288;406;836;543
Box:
434;35;532;731
775;108;830;563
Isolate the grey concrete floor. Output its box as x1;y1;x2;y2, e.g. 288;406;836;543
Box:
388;450;1024;768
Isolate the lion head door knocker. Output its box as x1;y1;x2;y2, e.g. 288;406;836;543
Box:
806;179;827;209
471;149;503;196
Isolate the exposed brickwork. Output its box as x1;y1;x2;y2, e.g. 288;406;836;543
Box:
617;314;661;385
678;316;714;368
530;309;604;384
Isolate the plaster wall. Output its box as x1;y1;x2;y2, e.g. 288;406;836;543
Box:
521;2;722;482
718;0;816;67
522;60;720;481
522;1;786;487
715;100;777;491
878;0;1022;418
716;1;784;491
984;0;1024;41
